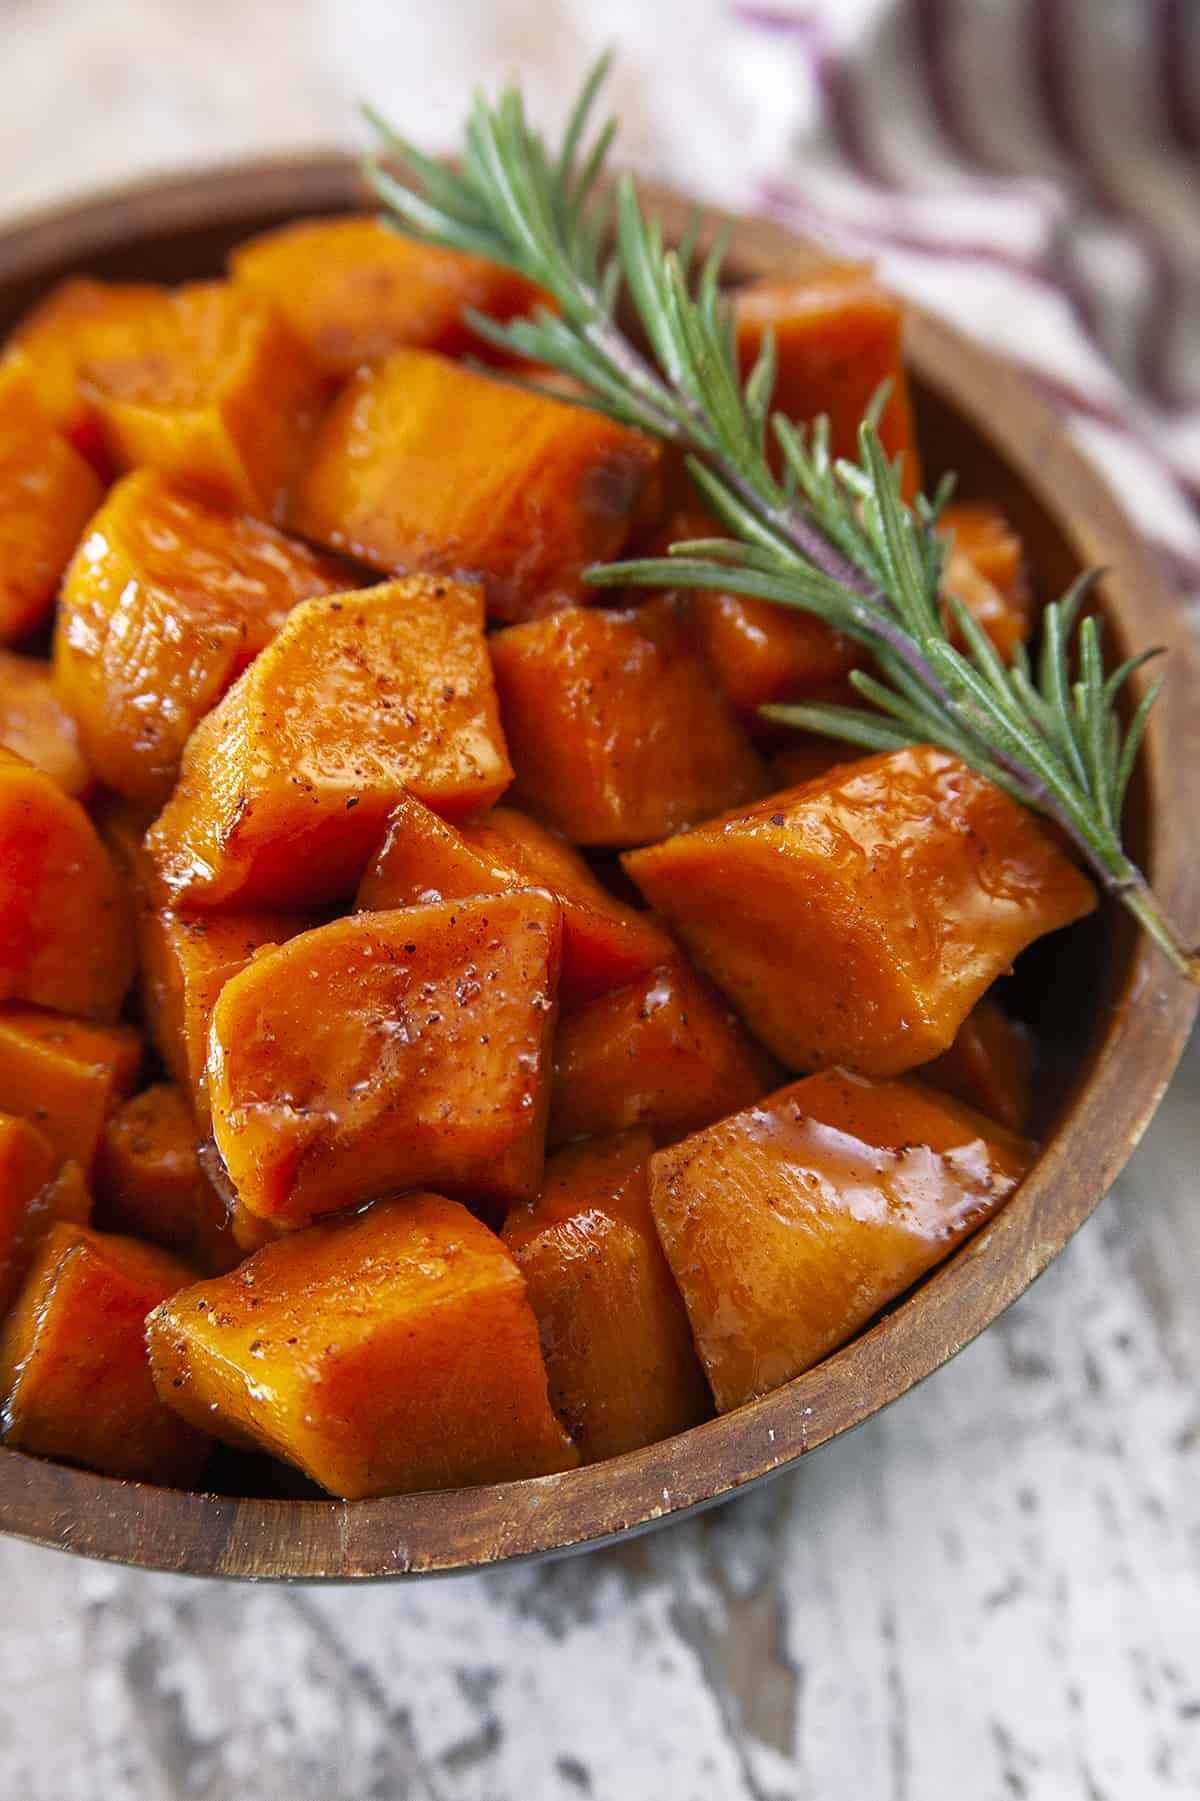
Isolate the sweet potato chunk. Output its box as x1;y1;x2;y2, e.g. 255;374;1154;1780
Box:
0;356;104;643
289;348;659;622
80;282;326;518
941;503;1033;661
0;650;91;797
921;995;1034;1135
230;214;543;376
358;796;674;1007
147;1193;577;1498
208;893;561;1227
56;471;348;804
504;1133;710;1459
0;1221;210;1483
550;962;776;1147
625;747;1097;1076
6;276;168;452
0;1006;141;1171
490;600;765;846
649;1068;1032;1410
139;903;314;1120
735;264;921;499
147;578;511;907
0;748;135;1020
0;1112;57;1315
97;1084;238;1274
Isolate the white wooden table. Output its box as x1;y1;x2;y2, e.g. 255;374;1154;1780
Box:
2;6;1197;1793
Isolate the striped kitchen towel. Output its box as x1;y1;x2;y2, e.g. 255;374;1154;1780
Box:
732;0;1200;612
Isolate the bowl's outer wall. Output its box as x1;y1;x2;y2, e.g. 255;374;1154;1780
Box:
0;159;1196;1579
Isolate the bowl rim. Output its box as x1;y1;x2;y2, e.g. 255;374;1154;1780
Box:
0;155;1196;1580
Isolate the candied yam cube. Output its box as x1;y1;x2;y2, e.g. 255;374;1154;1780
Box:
735;265;921;499
80;282;327;519
0;355;104;643
550;961;776;1147
208;892;561;1227
0;747;135;1020
0;1221;210;1483
0;1005;141;1171
146;577;511;908
56;471;348;804
504;1133;710;1459
229;214;543;376
6;277;168;448
490;600;765;846
649;1068;1032;1410
138;903;314;1121
289;348;659;623
358;795;674;1007
625;747;1097;1076
940;503;1034;661
147;1193;577;1498
921;995;1034;1135
97;1084;238;1274
0;650;91;797
0;1112;56;1315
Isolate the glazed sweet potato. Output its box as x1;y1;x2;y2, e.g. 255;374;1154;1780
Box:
147;1193;578;1498
358;796;674;1007
289;347;660;622
922;995;1034;1135
625;747;1097;1075
941;503;1034;661
735;264;921;499
549;961;776;1147
649;1068;1032;1411
0;748;135;1021
0;1112;57;1316
490;599;765;846
56;471;348;804
0;650;91;797
0;1221;210;1483
0;1006;141;1171
138;903;314;1120
80;282;327;518
230;214;543;376
6;276;168;454
0;355;104;643
208;892;561;1226
504;1132;710;1460
147;577;512;908
96;1084;238;1274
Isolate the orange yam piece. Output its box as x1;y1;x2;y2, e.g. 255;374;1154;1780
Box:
80;282;327;518
289;348;659;623
139;903;314;1120
550;962;776;1148
625;747;1097;1076
0;1005;141;1171
649;1068;1032;1411
230;214;543;377
940;503;1034;661
921;995;1034;1135
0;747;135;1020
735;265;921;499
504;1133;710;1459
147;1193;577;1498
6;277;168;449
0;650;91;797
208;893;562;1227
0;1221;210;1483
97;1084;238;1274
147;577;512;908
0;356;104;643
0;1112;57;1315
56;471;348;804
358;796;674;1007
490;600;765;846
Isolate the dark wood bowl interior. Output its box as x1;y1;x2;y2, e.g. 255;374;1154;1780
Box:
0;157;1195;1577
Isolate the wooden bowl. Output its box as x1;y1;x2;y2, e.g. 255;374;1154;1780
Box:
0;157;1195;1580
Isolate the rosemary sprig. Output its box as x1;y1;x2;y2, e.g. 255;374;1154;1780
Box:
364;61;1198;982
